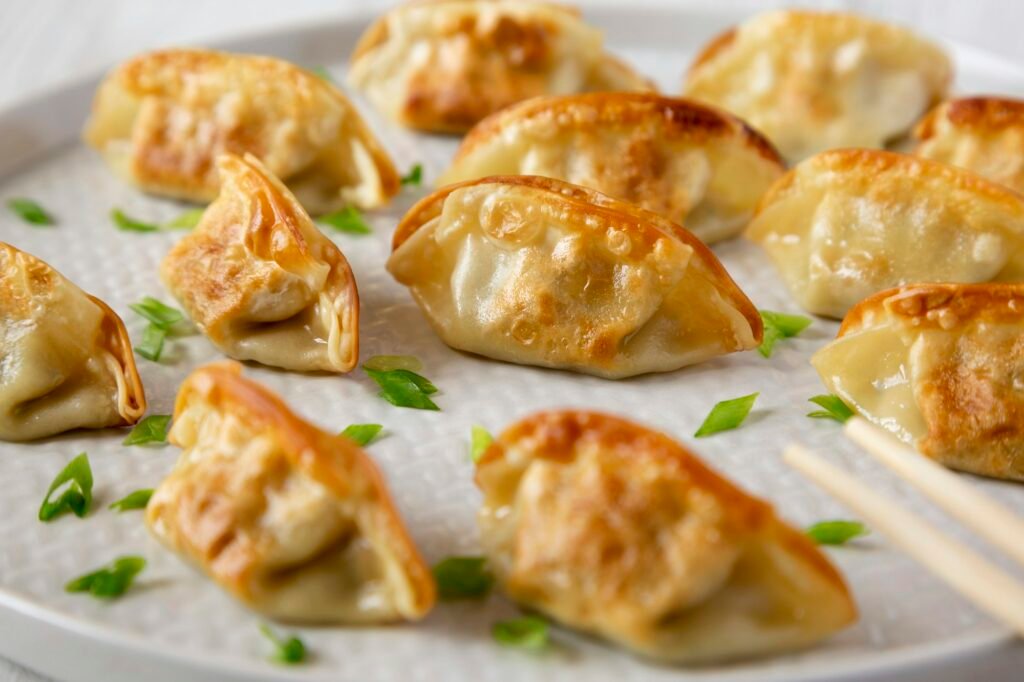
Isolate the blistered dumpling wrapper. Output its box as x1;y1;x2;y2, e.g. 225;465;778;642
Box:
387;175;762;379
161;153;359;373
85;48;399;214
475;409;857;663
146;361;436;623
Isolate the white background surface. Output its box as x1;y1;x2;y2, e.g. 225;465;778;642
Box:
1;1;1023;680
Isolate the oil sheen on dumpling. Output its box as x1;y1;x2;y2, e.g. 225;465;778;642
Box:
162;153;359;372
684;10;951;162
146;361;435;622
914;97;1024;194
0;243;146;441
347;0;654;133
813;283;1024;482
475;410;857;662
747;149;1024;318
387;176;762;379
439;93;785;244
84;48;399;214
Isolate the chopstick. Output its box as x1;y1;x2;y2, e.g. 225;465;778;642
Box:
784;443;1024;637
845;417;1024;568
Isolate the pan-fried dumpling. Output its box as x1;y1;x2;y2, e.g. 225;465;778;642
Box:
684;10;951;162
387;176;762;378
439;93;785;244
747;149;1024;318
913;97;1024;194
0;243;146;441
84;48;399;214
146;361;435;622
476;410;856;662
347;0;654;133
813;283;1024;482
162;153;359;372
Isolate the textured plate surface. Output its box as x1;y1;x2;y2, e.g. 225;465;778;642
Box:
2;6;1024;682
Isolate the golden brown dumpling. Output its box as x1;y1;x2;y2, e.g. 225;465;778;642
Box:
0;242;146;441
146;361;436;623
747;149;1024;318
347;0;654;133
684;10;951;162
387;175;762;378
84;48;399;213
439;93;785;244
162;153;359;372
813;283;1024;482
476;410;857;662
913;97;1024;194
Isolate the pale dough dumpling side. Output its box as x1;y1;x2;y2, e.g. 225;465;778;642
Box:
812;283;1024;481
84;48;399;213
685;10;951;162
387;176;762;378
146;361;436;623
475;410;857;662
348;0;653;133
440;93;785;244
747;149;1024;318
161;153;359;373
0;242;146;442
914;97;1024;195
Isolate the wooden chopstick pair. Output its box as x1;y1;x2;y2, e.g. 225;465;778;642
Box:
784;417;1024;637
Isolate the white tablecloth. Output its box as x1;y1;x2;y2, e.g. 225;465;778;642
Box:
0;1;1022;680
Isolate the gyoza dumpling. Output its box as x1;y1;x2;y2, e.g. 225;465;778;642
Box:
813;283;1024;482
439;93;785;244
387;175;762;378
84;48;399;214
684;10;951;162
476;410;856;662
347;0;654;133
146;361;435;622
162;153;359;372
747;149;1024;318
913;97;1024;194
0;243;146;441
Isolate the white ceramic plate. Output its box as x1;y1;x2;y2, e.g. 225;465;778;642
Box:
2;6;1024;682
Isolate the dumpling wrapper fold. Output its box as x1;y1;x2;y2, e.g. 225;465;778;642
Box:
475;409;857;662
813;283;1024;482
85;48;399;213
684;10;951;162
747;149;1024;318
347;0;654;133
387;175;762;378
162;153;359;372
146;361;436;623
914;97;1024;195
0;242;146;442
440;93;785;244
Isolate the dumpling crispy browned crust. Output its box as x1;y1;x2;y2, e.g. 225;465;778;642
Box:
913;97;1024;194
837;283;1024;480
748;149;1024;318
161;153;359;372
475;410;856;662
441;93;784;243
685;10;951;162
348;0;653;133
146;361;436;622
0;242;146;441
84;48;399;213
393;175;761;334
388;174;765;377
